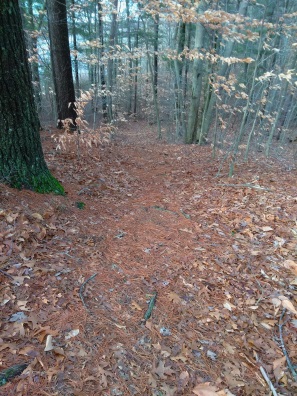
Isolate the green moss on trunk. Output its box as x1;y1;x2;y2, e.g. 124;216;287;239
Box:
7;171;64;194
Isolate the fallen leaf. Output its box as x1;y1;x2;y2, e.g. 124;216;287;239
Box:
178;370;189;389
222;341;235;355
207;350;217;361
262;226;273;231
32;213;44;221
283;260;297;275
273;356;286;382
281;299;297;315
131;301;142;310
44;335;54;351
152;360;174;379
97;365;112;387
167;292;182;304
161;382;177;395
46;366;59;382
223;301;234;311
65;329;80;340
192;382;218;395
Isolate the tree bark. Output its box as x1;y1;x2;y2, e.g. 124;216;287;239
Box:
27;0;42;114
0;0;64;194
107;0;118;122
185;0;207;144
126;0;133;115
133;17;140;116
153;14;159;95
46;0;76;128
98;1;107;120
174;21;186;137
199;0;249;143
71;0;80;94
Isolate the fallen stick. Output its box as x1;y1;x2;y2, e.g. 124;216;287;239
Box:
79;273;98;310
258;365;278;396
255;353;278;396
0;269;14;280
279;309;297;381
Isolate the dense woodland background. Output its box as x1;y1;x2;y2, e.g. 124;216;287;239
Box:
21;0;297;172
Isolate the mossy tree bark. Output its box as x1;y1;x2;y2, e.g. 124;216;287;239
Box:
0;0;64;194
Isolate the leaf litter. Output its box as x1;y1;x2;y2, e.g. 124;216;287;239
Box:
0;121;296;395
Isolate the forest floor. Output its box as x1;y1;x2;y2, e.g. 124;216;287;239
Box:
1;121;297;396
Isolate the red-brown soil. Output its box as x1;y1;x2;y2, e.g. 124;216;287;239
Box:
1;122;297;395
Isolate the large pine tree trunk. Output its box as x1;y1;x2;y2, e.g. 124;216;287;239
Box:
0;1;64;194
46;0;76;128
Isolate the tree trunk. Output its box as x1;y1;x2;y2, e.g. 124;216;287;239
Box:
71;0;80;94
153;14;159;95
185;0;207;144
0;1;64;194
199;0;249;143
133;18;140;116
107;0;118;122
46;0;76;128
174;21;186;137
98;1;107;120
126;0;133;115
27;0;42;114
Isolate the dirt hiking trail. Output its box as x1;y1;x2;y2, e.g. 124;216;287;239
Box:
1;122;297;396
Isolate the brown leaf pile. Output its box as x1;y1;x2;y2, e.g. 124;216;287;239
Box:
0;122;296;395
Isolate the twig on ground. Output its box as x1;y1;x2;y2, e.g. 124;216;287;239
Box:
279;309;297;381
259;365;278;396
218;183;271;191
79;273;98;310
255;353;278;396
0;269;14;280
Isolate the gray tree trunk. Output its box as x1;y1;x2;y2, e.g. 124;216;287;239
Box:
107;0;118;122
185;0;207;144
